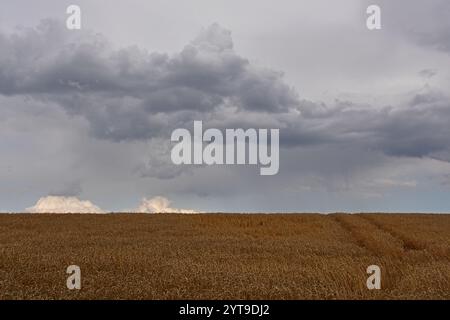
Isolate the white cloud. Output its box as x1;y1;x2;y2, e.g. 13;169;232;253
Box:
24;195;198;214
26;196;105;214
133;196;198;214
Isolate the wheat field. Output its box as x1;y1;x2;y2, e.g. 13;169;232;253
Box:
0;213;449;299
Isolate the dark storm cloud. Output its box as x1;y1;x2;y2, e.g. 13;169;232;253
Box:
373;92;450;159
2;18;450;175
0;20;299;142
284;91;450;162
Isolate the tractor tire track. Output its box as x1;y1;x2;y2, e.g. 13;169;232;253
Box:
331;214;405;257
360;214;424;252
360;214;450;262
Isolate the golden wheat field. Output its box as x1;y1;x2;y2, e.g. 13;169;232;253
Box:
0;213;449;300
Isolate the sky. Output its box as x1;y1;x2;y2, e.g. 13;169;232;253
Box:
1;0;450;213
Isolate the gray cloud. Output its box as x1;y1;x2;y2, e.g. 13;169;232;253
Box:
49;181;82;197
419;69;437;79
0;20;299;142
2;19;450;175
2;6;450;213
285;90;450;162
372;0;450;54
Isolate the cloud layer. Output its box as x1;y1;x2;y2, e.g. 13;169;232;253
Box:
2;1;450;212
0;20;299;143
132;196;199;214
25;196;198;214
2;20;450;165
26;196;105;214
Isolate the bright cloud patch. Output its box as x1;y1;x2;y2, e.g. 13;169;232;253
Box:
26;196;105;214
25;195;198;214
133;196;198;214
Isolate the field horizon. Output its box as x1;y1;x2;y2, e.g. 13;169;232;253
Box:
3;211;450;214
0;213;449;300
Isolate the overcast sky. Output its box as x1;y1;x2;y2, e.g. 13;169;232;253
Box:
1;0;450;212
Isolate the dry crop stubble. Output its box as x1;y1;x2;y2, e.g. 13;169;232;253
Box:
0;214;448;299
